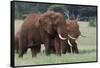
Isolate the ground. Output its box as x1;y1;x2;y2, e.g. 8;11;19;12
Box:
14;20;97;66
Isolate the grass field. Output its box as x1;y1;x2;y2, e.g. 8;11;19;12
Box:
14;20;97;66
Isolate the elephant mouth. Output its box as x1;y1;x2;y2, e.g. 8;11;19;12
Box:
58;34;66;40
68;34;77;40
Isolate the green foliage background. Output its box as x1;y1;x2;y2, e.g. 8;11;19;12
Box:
14;2;97;27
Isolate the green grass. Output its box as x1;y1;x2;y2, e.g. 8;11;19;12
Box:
14;20;97;66
15;51;96;66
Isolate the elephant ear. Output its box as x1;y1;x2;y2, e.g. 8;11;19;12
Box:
39;16;53;34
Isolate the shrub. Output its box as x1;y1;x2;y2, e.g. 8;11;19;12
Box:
89;17;96;27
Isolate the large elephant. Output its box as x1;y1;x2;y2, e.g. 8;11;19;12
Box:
50;20;81;55
18;11;68;57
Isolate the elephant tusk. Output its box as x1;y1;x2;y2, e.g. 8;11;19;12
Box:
68;34;77;40
68;39;72;47
58;34;66;40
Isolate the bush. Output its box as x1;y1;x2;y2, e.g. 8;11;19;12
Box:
15;11;23;19
89;17;96;27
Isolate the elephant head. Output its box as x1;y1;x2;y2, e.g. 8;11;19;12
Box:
66;20;81;40
65;20;81;47
39;11;68;40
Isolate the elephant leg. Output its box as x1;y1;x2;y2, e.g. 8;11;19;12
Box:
19;47;27;58
67;44;71;53
61;41;67;54
54;38;61;56
31;42;41;54
18;33;28;58
62;41;71;53
63;45;71;53
31;47;37;57
51;46;56;54
62;45;67;54
44;36;51;56
72;41;79;54
19;43;28;57
30;43;40;57
50;39;56;54
44;43;51;56
36;45;41;53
